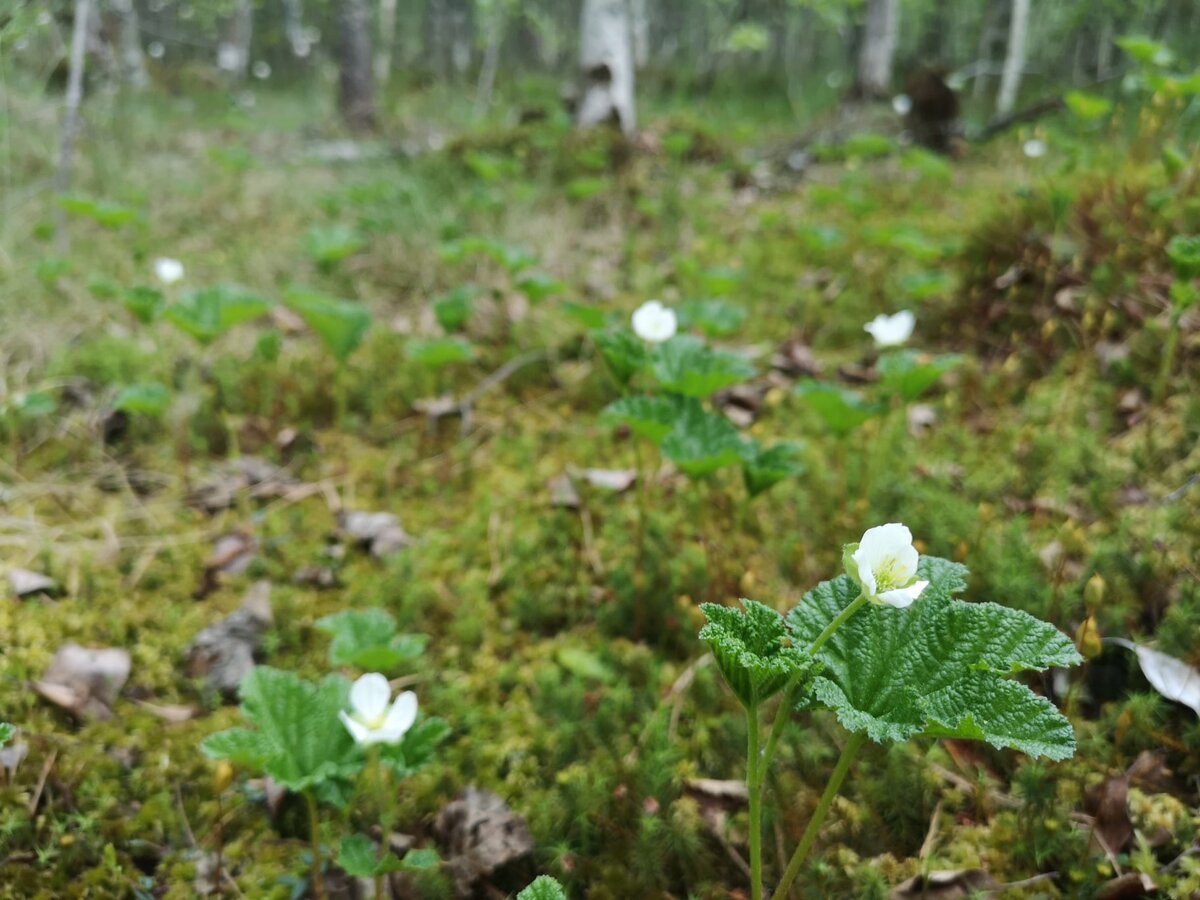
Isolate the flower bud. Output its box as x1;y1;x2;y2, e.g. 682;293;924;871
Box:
213;761;234;794
1084;574;1106;610
1075;615;1102;660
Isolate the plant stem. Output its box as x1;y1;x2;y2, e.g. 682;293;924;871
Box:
770;732;866;900
809;593;868;656
305;790;326;900
373;747;389;899
1152;309;1182;407
746;706;763;899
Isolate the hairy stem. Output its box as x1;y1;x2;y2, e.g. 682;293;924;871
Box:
810;593;868;656
305;791;326;900
747;707;763;899
770;732;866;900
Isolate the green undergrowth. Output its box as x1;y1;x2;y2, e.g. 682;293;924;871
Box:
0;82;1197;898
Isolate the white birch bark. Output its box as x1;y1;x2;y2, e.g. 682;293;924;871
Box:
630;0;649;69
281;0;309;57
56;0;93;249
474;2;504;117
376;0;397;84
996;0;1030;115
337;0;377;130
858;0;897;98
576;0;636;134
108;0;148;88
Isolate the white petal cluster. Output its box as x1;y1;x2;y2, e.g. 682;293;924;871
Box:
153;257;184;285
847;523;929;609
863;310;915;347
631;300;677;344
338;673;418;747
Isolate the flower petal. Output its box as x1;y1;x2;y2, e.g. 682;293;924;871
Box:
878;580;928;609
349;673;391;723
339;710;370;745
855;523;914;573
380;691;418;742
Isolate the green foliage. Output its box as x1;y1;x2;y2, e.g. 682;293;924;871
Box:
787;558;1082;759
650;336;755;398
876;351;963;401
121;286;165;324
0;723;13;747
201;667;360;793
113;383;171;417
676;298;747;337
1116;35;1174;67
659;402;746;478
518;876;568;900
283;289;372;363
338;835;438;877
1166;234;1200;281
57;196;139;229
601;394;698;443
406;337;476;368
741;441;805;497
432;285;478;331
376;718;451;778
1064;91;1113;122
700;600;817;709
315;609;427;673
517;273;565;303
593;330;647;385
164;285;272;345
303;224;365;270
794;381;882;435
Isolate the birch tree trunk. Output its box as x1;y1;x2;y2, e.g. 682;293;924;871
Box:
56;0;92;250
375;0;397;85
109;0;148;88
972;0;1001;102
281;0;309;57
474;2;505;118
225;0;253;78
576;0;636;135
996;0;1030;115
336;0;377;131
630;0;649;69
857;0;898;98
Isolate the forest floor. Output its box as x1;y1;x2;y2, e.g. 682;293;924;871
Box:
0;79;1198;898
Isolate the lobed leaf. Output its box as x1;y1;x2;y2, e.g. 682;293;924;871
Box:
601;394;699;444
700;599;818;709
659;402;747;478
518;876;568;900
164;285;272;345
787;557;1081;759
650;335;755;398
284;289;371;363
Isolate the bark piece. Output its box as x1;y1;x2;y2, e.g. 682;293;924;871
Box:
435;788;534;894
548;474;580;509
1086;775;1133;855
890;870;996;899
339;511;414;559
187;581;273;698
35;644;131;721
1095;873;1156;900
9;568;58;598
579;468;636;493
188;457;300;513
198;532;258;599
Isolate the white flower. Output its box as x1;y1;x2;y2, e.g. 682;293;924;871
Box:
845;523;929;609
891;94;913;116
338;673;418;747
863;310;915;347
631;300;677;344
1023;139;1047;159
153;257;184;285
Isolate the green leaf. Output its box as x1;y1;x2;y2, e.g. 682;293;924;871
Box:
338;834;381;877
202;667;361;792
601;394;699;444
303;224;364;269
794;381;882;436
593;329;647;385
432;285;478;331
57;195;140;229
786;558;1082;760
562;302;608;331
677;299;748;338
700;600;819;709
518;876;568;900
556;647;614;683
517;273;565;303
0;723;14;747
406;337;476;368
121;286;165;324
1116;35;1173;67
741;441;805;497
113;383;171;417
1064;91;1113;122
315;609;427;673
876;351;963;401
1166;234;1200;281
164;285;273;345
651;335;755;398
697;265;744;296
660;403;747;478
377;717;450;778
283;289;371;363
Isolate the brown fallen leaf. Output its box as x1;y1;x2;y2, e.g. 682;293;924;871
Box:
547;474;580;509
770;339;822;379
434;787;534;895
293;565;339;589
1086;775;1133;855
714;384;765;429
187;581;273;699
188;457;301;514
890;869;996;899
907;403;938;436
1106;638;1200;718
133;700;200;724
197;531;258;599
1094;872;1156;900
34;644;131;721
8;568;57;599
1125;751;1175;794
0;738;28;780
